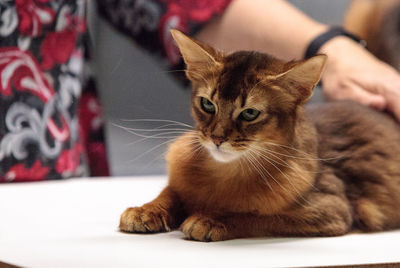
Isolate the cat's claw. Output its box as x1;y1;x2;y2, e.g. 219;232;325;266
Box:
119;206;171;233
181;215;228;242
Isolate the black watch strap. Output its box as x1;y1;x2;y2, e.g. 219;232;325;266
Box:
304;27;365;59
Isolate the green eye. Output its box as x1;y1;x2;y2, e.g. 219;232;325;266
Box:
200;97;216;114
240;109;260;121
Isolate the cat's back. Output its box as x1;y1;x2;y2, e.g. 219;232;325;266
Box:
307;100;400;165
307;101;400;230
307;100;400;150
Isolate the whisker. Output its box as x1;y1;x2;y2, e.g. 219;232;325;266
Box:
125;131;189;140
133;136;199;171
118;119;193;129
113;123;193;140
260;141;342;161
154;123;192;130
252;144;330;161
248;147;314;206
260;148;323;175
128;133;199;147
117;69;187;76
129;135;201;169
240;155;252;175
126;134;179;147
110;57;123;75
126;139;175;164
248;150;286;194
249;145;319;191
137;150;168;172
183;143;204;161
178;140;202;149
118;127;193;132
238;158;245;175
245;152;274;192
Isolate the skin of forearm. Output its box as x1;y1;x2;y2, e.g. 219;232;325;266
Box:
196;0;328;60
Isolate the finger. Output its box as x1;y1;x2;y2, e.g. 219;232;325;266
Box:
388;104;400;122
363;94;386;111
385;90;400;122
327;84;387;111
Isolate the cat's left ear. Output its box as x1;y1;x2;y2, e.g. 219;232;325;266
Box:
279;55;327;103
170;29;220;80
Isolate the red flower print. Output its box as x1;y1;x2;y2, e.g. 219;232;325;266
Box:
165;0;231;22
79;92;104;144
0;48;70;143
78;91;110;176
15;0;55;37
0;47;54;101
55;144;83;174
40;30;77;70
159;11;187;65
5;160;50;182
159;0;231;65
87;143;110;177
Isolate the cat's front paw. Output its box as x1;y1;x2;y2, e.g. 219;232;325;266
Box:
181;215;229;242
119;205;171;233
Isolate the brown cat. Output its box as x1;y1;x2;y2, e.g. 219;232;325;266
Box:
119;30;400;242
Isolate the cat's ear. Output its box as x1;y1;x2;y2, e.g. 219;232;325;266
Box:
279;55;327;103
170;29;220;79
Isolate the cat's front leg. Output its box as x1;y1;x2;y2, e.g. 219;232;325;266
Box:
181;193;353;241
120;187;185;233
180;214;230;242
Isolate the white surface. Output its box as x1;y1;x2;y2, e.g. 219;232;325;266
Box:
0;177;399;268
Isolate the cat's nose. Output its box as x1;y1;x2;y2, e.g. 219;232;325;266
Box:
211;135;226;147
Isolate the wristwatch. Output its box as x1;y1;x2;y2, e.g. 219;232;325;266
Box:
304;27;366;59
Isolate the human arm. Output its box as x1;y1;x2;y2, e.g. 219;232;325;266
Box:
196;0;400;120
195;0;327;60
318;36;400;115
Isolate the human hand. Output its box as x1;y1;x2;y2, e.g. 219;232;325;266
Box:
319;36;400;120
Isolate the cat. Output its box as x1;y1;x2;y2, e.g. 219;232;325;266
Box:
119;29;400;242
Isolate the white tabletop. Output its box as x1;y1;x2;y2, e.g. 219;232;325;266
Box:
0;176;399;268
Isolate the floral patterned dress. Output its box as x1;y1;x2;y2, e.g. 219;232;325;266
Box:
0;0;231;182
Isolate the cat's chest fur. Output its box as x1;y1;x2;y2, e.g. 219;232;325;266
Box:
166;133;315;216
171;170;275;215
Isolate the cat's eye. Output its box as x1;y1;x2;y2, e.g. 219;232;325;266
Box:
200;97;216;114
240;109;260;121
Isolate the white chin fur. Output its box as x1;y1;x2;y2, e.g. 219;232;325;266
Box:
208;148;241;163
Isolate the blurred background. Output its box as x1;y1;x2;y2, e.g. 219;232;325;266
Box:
88;0;351;176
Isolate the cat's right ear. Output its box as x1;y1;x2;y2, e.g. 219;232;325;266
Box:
277;55;327;104
170;29;220;79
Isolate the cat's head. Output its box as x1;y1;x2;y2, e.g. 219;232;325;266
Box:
171;30;326;163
